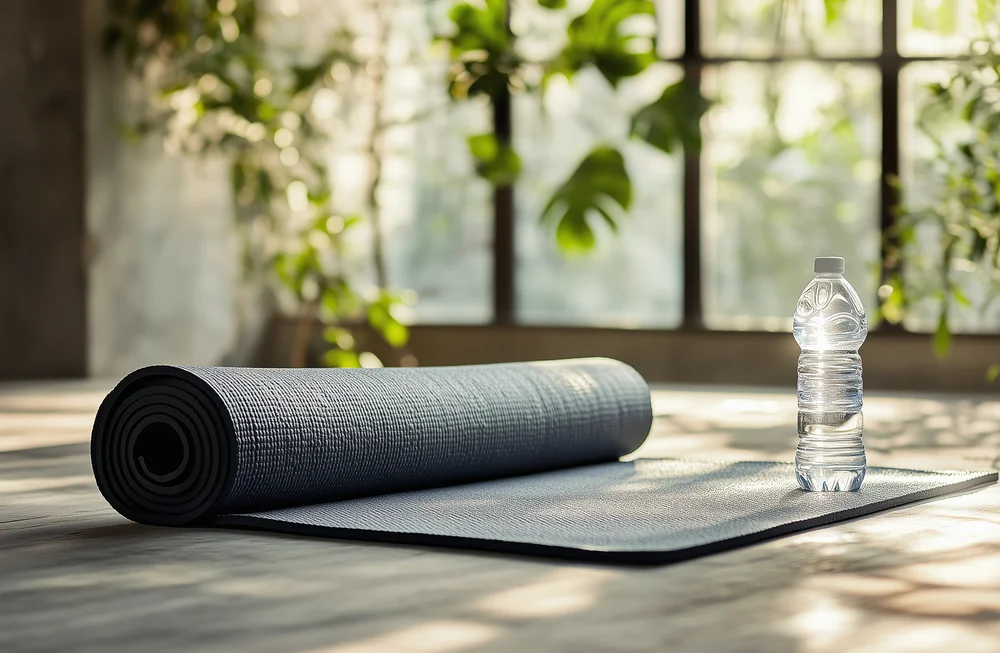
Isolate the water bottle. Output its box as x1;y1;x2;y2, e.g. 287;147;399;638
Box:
793;256;867;491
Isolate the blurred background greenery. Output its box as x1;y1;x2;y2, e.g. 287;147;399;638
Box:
7;0;1000;382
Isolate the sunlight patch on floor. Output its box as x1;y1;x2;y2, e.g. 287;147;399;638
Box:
314;620;501;653
472;567;618;620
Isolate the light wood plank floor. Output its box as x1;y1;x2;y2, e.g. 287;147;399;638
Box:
1;381;998;653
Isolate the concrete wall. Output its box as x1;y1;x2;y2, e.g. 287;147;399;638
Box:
84;0;261;379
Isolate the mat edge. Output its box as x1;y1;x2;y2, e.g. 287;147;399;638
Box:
211;469;998;565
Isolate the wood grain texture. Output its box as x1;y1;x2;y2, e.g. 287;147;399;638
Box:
1;382;998;653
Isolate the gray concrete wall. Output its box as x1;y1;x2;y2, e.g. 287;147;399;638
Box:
84;0;262;378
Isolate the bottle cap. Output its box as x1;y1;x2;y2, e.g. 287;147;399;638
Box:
814;257;845;274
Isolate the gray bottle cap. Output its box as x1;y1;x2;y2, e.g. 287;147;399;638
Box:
814;256;845;274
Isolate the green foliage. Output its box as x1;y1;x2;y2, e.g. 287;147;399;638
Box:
551;0;658;88
631;79;710;154
442;0;516;100
437;0;692;257
823;0;848;25
909;0;957;33
468;133;522;184
447;0;509;54
878;273;906;324
322;347;362;368
933;311;952;357
104;0;407;367
541;147;631;252
978;0;998;25
367;291;410;348
889;35;1000;354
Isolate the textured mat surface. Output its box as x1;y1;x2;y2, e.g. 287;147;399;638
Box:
91;359;653;525
217;460;996;563
91;360;997;563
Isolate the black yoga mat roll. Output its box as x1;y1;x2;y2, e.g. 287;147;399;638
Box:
91;358;652;526
92;358;997;563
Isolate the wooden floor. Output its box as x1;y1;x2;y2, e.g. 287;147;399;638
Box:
1;381;998;653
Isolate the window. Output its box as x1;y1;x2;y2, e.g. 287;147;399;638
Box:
515;67;686;328
320;0;495;323
702;61;881;330
389;0;994;332
895;1;1000;333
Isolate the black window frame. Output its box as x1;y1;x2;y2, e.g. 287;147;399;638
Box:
489;0;954;330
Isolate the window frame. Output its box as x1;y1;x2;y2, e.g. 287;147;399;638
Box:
488;0;957;331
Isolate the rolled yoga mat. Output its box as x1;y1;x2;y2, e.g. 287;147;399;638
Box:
91;358;997;564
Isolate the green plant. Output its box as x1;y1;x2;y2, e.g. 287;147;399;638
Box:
103;0;410;367
438;0;708;251
885;32;1000;367
437;0;863;256
107;0;969;359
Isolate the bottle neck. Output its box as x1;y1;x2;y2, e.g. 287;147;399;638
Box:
814;272;843;279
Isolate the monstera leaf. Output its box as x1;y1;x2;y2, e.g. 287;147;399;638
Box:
553;0;657;88
542;146;632;252
630;79;710;154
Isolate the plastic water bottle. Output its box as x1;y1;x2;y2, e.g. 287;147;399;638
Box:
793;256;867;491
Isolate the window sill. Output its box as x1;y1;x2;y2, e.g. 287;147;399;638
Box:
259;320;1000;394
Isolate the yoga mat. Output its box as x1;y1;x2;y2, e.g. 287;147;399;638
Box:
91;359;997;563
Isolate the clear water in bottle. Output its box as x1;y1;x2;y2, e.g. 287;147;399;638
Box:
793;256;867;491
